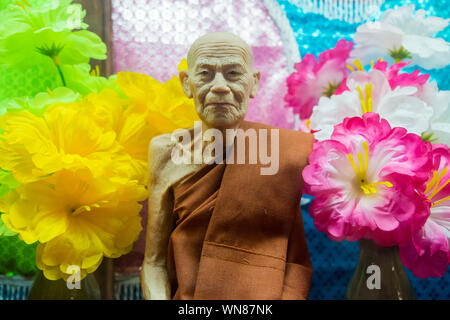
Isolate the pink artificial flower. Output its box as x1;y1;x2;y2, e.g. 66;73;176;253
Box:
309;67;432;141
285;39;353;120
336;60;430;96
374;60;450;145
298;119;312;133
303;113;432;246
333;59;450;144
373;60;430;95
400;144;450;278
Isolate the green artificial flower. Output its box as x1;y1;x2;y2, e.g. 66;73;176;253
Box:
2;86;80;116
0;170;20;238
0;28;106;68
0;0;106;68
62;63;126;98
0;0;87;36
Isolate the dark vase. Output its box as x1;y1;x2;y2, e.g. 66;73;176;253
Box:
28;270;101;300
346;239;415;300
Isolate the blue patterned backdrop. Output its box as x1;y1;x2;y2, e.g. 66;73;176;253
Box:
279;0;450;299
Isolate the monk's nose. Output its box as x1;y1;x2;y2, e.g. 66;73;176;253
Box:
210;73;231;94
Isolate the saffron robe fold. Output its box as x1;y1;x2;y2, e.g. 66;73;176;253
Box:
167;120;314;300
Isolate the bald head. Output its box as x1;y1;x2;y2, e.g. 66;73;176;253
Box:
180;32;260;130
187;32;254;70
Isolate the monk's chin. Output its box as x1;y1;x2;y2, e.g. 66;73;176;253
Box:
201;113;244;129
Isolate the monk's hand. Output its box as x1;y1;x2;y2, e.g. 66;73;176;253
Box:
140;264;171;300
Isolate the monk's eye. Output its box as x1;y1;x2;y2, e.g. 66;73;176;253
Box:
200;70;209;76
228;71;239;75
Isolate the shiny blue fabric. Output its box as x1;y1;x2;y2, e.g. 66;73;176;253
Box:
279;0;450;299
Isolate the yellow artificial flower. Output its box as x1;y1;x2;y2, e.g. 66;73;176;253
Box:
0;99;130;183
116;71;162;112
178;58;188;72
69;88;125;135
148;74;200;133
1;168;146;280
113;67;199;184
67;88;157;184
151;58;199;131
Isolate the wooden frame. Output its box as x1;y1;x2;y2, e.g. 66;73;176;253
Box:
75;0;114;77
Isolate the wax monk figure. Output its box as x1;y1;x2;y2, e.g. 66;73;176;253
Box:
141;32;314;300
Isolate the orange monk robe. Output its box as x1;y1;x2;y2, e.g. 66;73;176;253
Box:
167;120;314;300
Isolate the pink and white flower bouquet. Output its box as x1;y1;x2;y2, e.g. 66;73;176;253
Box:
286;5;450;279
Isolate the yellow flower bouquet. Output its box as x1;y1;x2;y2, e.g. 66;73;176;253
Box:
0;0;198;282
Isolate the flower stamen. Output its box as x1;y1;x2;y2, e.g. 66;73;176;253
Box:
426;166;449;206
354;59;365;72
366;83;373;112
357;86;367;113
356;83;373;114
432;195;450;207
347;141;393;195
425;170;438;194
305;119;311;131
70;200;109;216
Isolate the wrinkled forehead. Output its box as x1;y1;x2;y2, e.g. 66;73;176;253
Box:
188;41;253;70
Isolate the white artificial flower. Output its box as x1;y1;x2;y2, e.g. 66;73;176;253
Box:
351;5;450;69
310;69;433;141
420;82;450;145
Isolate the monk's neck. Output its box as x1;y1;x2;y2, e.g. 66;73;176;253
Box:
191;121;242;155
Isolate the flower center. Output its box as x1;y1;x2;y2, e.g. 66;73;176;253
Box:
347;59;366;72
322;82;341;98
345;59;374;114
388;46;412;64
347;141;393;195
425;166;450;207
36;43;65;61
421;131;437;143
70;200;109;216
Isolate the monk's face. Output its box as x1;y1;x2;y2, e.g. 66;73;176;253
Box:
180;35;260;129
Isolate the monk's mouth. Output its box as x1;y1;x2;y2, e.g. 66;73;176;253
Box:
206;103;235;108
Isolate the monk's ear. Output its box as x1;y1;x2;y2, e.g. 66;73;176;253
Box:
250;70;261;98
179;70;193;98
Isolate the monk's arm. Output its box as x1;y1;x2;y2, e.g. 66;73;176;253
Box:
281;132;314;300
281;209;313;300
141;137;175;300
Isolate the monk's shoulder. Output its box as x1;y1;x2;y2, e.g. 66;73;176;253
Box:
279;128;314;167
148;133;175;173
242;120;314;153
149;133;200;187
149;132;174;149
279;128;314;149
